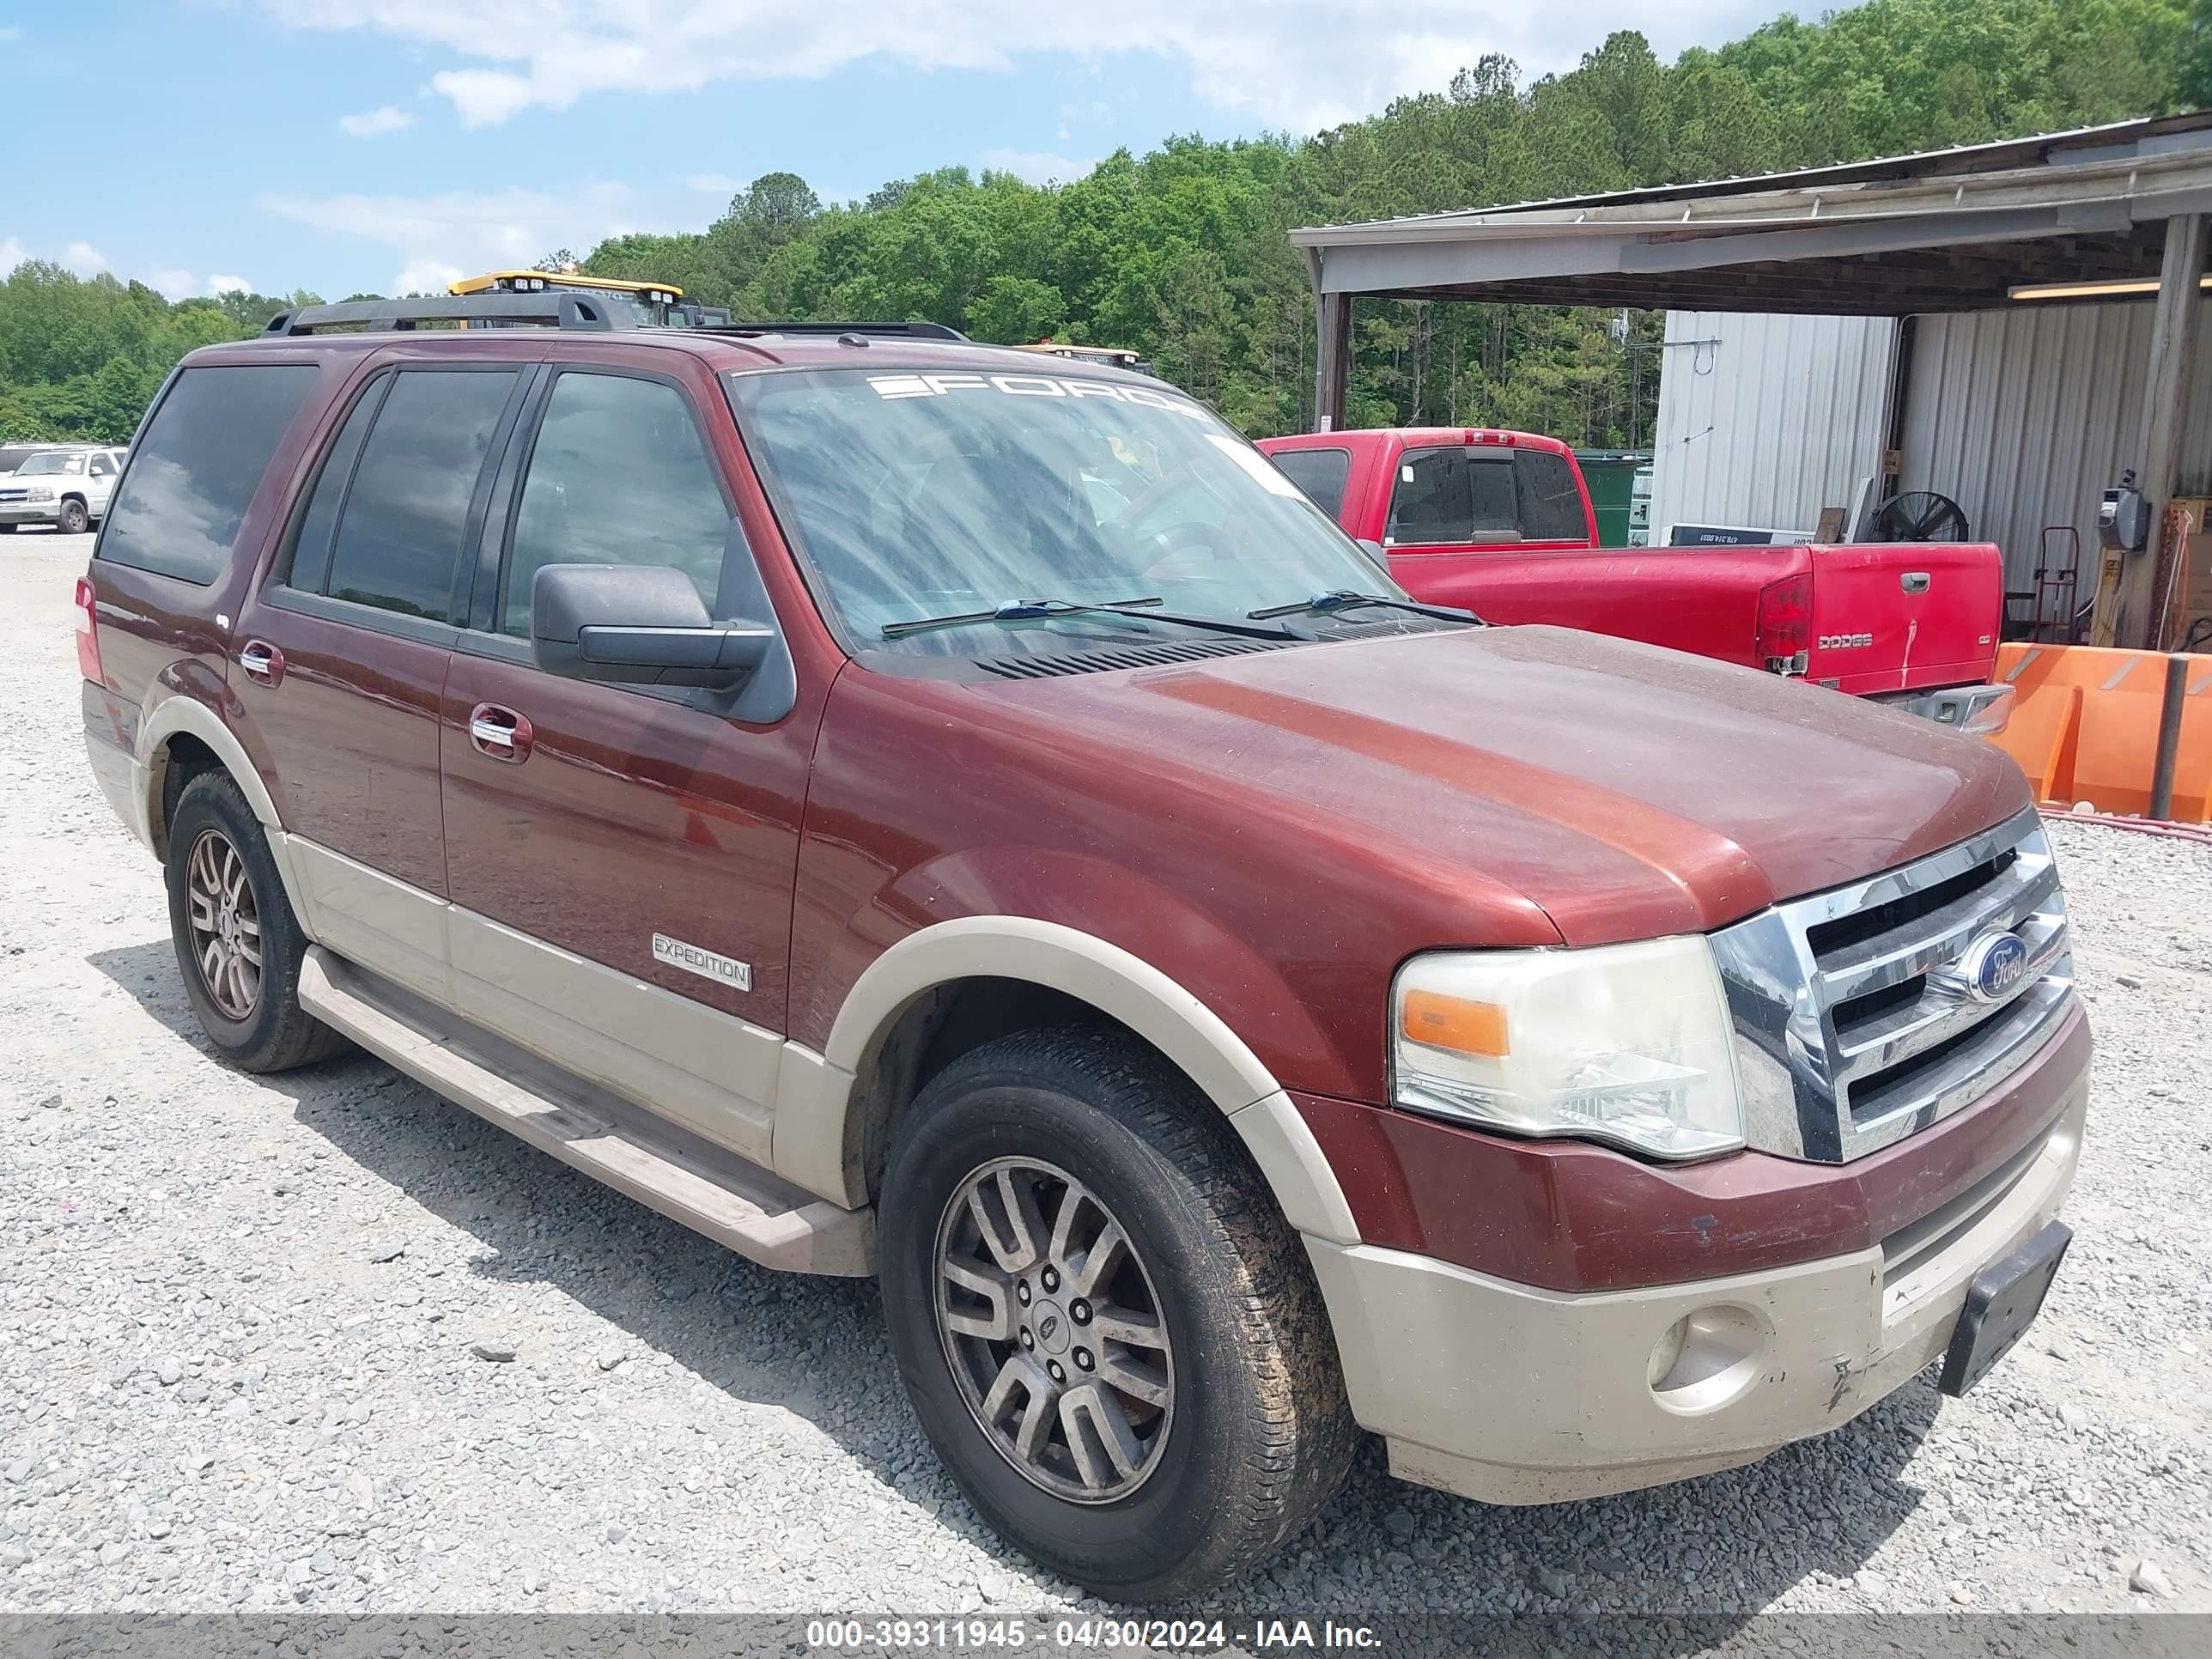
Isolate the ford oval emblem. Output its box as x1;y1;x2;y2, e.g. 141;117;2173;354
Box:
1959;931;2031;1002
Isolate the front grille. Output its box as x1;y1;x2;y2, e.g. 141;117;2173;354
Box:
0;490;27;503
1711;808;2073;1163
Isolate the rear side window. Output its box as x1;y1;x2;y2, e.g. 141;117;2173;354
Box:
1516;450;1589;542
96;365;317;585
1270;447;1352;519
500;372;730;636
1386;449;1516;545
323;368;517;620
283;378;389;597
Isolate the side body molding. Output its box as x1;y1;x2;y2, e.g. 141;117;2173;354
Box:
769;916;1361;1246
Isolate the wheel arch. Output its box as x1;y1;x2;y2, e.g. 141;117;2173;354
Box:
137;695;310;921
771;917;1358;1247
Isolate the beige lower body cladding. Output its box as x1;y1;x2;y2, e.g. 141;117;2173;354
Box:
1305;1084;2086;1505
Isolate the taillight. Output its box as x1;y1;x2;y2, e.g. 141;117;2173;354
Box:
1755;574;1811;676
73;576;104;684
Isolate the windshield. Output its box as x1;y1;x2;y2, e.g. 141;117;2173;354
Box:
726;366;1401;654
17;453;84;477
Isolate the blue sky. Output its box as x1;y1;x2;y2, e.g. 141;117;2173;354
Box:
4;2;1771;302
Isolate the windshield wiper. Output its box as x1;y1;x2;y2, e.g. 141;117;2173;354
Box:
883;596;1299;642
1247;589;1485;625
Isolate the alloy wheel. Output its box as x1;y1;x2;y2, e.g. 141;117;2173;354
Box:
933;1156;1176;1504
185;828;261;1020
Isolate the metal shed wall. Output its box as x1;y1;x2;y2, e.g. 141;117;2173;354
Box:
1899;298;2212;591
1649;311;1897;542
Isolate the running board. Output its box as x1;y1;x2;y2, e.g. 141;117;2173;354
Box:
297;947;873;1276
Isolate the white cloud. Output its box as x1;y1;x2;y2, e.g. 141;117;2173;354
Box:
0;237;25;276
687;173;744;196
979;148;1096;185
64;241;109;278
393;258;465;295
257;2;1767;132
258;184;673;295
337;103;416;137
147;268;202;300
208;273;254;295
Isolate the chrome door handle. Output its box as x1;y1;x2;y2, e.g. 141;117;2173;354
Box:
237;640;284;686
467;702;534;762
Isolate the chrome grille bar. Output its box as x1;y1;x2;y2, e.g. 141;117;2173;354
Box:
1711;807;2075;1164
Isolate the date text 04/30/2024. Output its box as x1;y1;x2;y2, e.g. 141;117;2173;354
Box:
805;1619;1382;1650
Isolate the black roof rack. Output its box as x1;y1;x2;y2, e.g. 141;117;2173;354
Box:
263;293;635;336
714;320;970;342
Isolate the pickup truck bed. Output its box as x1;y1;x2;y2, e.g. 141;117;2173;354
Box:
1258;427;2006;711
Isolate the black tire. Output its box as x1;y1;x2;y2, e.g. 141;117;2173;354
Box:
166;772;348;1073
879;1025;1355;1601
57;499;89;536
0;522;17;533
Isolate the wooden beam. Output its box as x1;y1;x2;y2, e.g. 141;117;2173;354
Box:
1315;289;1350;433
2112;211;2209;650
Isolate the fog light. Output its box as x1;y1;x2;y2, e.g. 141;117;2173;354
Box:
1648;1304;1770;1413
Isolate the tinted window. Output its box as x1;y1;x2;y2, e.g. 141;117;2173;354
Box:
283;379;388;597
1516;450;1588;542
1386;449;1516;545
325;368;516;620
1270;447;1352;519
99;366;317;585
501;373;729;636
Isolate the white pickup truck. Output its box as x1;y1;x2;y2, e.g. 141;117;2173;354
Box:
0;445;128;535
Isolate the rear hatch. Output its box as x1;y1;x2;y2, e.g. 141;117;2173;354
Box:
1804;542;2002;695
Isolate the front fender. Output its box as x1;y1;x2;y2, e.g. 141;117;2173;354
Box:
769;850;1360;1243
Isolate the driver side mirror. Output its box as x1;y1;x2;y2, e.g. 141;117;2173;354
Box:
530;563;775;690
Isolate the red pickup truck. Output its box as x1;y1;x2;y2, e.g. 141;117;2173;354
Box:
1257;427;2013;732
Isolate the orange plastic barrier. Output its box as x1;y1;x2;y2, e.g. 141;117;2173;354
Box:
1990;643;2212;823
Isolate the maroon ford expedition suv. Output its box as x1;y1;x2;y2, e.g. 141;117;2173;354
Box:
78;298;2088;1600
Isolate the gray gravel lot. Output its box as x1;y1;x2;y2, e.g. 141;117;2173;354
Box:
2;529;2207;1619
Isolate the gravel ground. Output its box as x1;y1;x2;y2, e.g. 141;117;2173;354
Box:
2;529;2207;1620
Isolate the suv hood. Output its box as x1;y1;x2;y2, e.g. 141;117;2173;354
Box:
983;624;2031;945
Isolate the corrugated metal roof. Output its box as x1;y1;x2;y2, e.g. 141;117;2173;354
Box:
1291;109;2212;244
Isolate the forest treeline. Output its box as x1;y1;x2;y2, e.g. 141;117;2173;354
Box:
5;0;2208;445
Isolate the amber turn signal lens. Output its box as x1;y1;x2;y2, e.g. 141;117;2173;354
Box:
1400;988;1508;1056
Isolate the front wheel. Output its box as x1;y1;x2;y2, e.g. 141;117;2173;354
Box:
879;1027;1355;1601
57;499;89;535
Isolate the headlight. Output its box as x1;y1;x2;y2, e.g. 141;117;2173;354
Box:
24;486;54;502
1391;937;1745;1161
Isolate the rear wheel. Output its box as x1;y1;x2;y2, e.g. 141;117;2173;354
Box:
57;499;89;535
166;772;347;1073
878;1026;1355;1600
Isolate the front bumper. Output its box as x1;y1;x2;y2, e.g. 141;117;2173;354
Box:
0;501;63;526
1306;1073;2085;1505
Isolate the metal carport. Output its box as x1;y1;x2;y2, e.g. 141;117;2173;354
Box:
1291;112;2212;650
